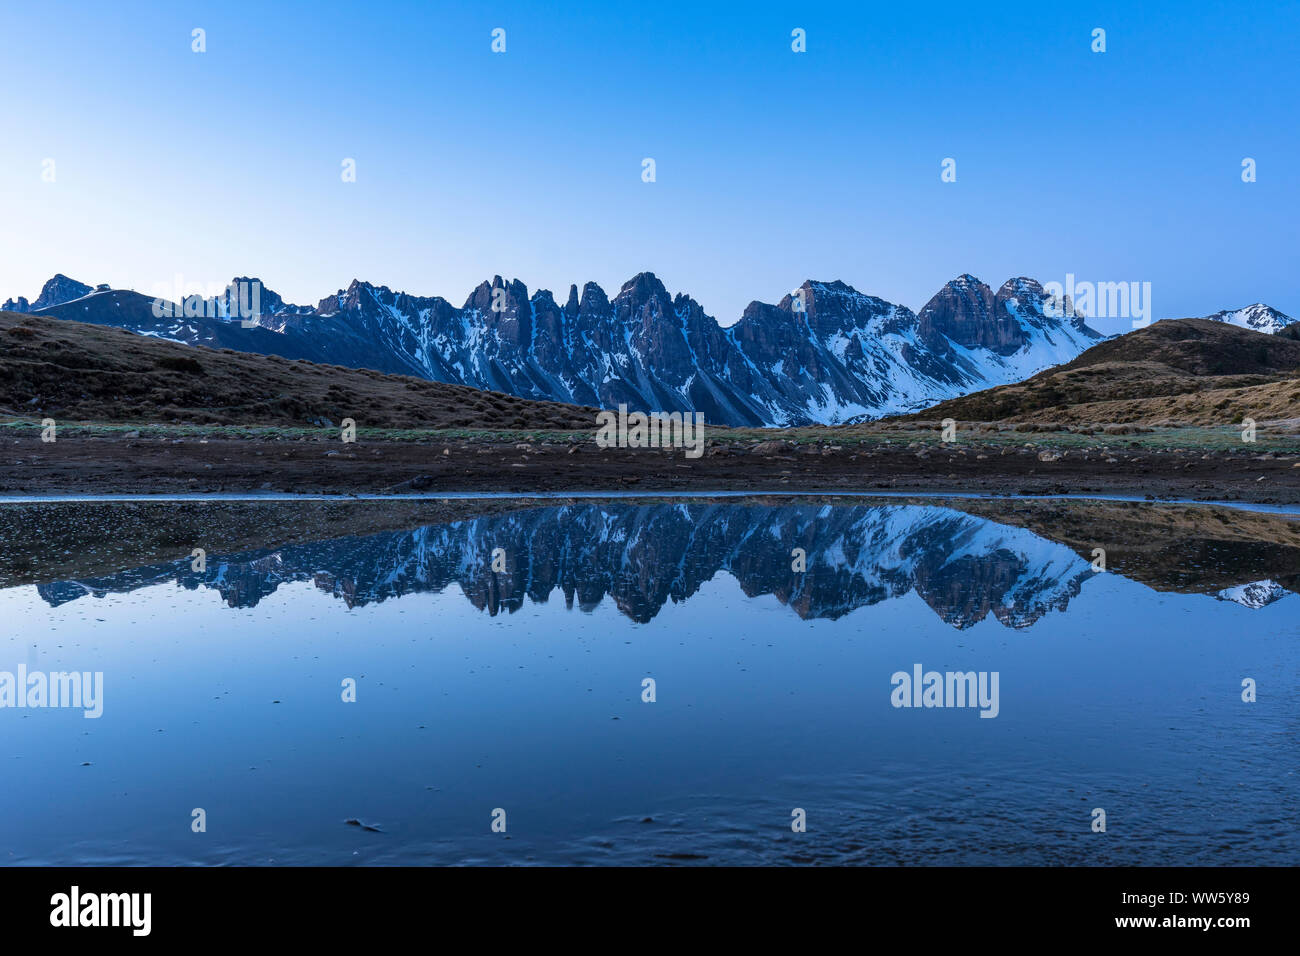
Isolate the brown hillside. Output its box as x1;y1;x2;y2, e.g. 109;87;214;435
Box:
914;319;1300;425
0;310;599;429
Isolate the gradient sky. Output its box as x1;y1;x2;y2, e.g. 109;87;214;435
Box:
0;0;1295;334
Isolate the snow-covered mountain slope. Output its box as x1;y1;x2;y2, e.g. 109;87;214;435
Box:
1199;303;1295;336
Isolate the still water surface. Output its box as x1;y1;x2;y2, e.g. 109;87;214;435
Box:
1;497;1297;865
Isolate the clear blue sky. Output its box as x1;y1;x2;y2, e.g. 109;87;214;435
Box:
0;0;1295;334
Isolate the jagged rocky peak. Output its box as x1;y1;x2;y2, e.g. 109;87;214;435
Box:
994;276;1050;319
307;280;339;313
994;277;1102;338
35;273;93;310
996;276;1045;299
995;275;1060;308
772;279;836;314
463;275;529;313
564;284;580;317
613;273;676;325
616;271;670;304
313;279;360;313
738;297;780;322
778;279;906;325
5;273;94;312
919;274;1028;356
729;279;902;367
6;274;93;313
578;280;609;315
223;276;287;314
670;289;715;330
773;279;821;319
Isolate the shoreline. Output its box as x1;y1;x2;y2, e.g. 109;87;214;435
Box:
3;430;1299;504
2;489;1299;516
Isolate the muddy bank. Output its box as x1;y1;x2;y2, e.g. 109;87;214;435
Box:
2;431;1299;503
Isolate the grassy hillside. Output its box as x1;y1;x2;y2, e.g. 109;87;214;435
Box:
0;310;599;430
913;318;1300;425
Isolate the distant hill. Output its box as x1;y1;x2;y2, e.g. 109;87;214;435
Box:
912;318;1300;425
0;310;598;429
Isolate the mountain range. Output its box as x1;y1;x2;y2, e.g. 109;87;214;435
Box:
4;272;1292;426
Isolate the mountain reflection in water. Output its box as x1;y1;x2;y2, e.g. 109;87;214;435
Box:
25;501;1298;627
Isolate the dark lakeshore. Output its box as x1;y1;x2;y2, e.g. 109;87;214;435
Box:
3;307;1298;502
2;424;1298;503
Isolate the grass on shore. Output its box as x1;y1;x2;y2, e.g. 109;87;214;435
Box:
2;417;1298;454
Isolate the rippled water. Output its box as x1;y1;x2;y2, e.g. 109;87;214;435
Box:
1;497;1297;865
